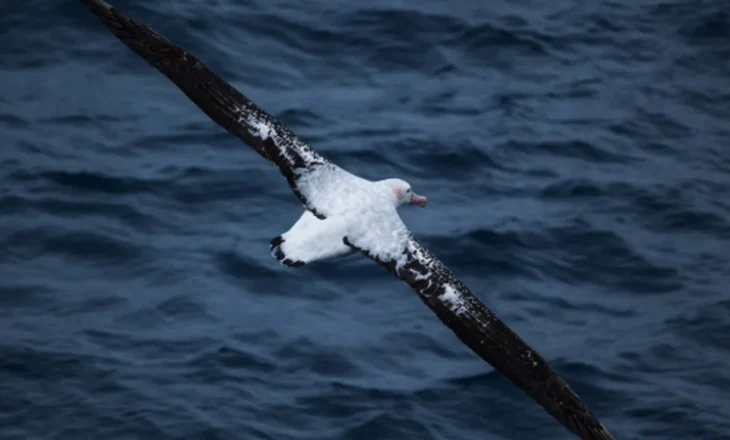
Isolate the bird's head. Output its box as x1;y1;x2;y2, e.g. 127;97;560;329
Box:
378;178;428;209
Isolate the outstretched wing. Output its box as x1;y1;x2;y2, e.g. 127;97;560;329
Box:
344;215;616;440
79;0;351;219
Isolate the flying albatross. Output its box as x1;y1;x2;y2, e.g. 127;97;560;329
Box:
78;1;617;439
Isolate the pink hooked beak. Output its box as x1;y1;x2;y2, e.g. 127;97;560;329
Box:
409;191;428;207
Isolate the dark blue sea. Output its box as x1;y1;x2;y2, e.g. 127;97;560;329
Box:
2;1;729;439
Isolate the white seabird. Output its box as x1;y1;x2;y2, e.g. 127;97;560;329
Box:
79;1;617;439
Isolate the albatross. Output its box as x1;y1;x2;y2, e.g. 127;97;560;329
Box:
78;1;617;439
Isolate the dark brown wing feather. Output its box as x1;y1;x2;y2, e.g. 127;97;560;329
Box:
79;0;335;219
346;234;617;440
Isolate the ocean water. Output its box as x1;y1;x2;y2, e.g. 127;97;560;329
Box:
1;0;729;439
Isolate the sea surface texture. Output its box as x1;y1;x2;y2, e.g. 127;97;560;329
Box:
2;1;729;439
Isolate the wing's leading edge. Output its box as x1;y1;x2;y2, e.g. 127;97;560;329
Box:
79;0;339;219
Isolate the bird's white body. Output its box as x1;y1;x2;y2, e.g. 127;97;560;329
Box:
270;178;427;267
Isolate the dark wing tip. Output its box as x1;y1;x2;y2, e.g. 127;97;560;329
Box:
387;237;619;440
548;378;618;440
578;420;617;440
595;425;617;440
563;407;616;440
